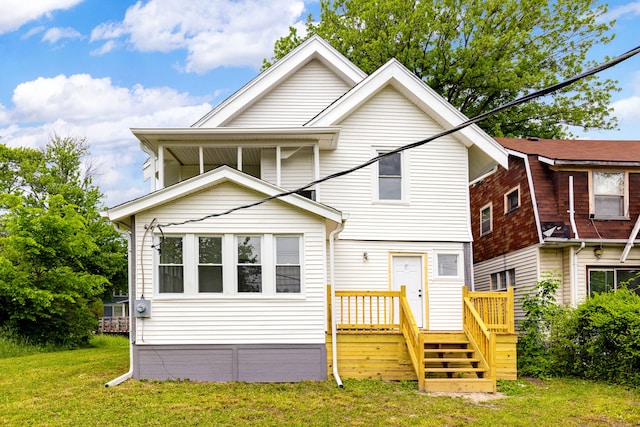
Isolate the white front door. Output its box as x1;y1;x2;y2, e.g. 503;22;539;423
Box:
392;255;424;328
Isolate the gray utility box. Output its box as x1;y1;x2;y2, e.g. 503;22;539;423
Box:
135;299;151;318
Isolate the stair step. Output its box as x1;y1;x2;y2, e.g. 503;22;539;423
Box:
424;348;474;354
423;378;496;393
424;357;480;364
425;367;486;373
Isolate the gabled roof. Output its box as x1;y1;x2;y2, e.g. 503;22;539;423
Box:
105;165;344;227
192;36;367;128
307;58;509;179
497;138;640;167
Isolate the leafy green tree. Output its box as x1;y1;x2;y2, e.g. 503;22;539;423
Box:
0;137;127;346
265;0;618;138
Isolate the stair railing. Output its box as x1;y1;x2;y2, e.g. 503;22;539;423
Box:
398;286;425;391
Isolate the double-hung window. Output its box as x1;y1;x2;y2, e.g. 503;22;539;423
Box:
504;186;520;214
159;236;184;293
377;151;402;200
198;236;223;293
237;236;262;293
490;269;515;291
592;171;626;218
275;236;301;293
480;203;492;236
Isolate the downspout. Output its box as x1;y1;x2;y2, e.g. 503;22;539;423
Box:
105;218;135;387
329;219;346;388
568;176;583;308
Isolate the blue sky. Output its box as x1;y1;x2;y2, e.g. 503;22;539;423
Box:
1;0;639;207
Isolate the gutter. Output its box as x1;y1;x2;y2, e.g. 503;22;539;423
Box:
329;218;347;388
105;218;135;387
620;214;640;263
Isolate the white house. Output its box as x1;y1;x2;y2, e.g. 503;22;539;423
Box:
104;36;511;389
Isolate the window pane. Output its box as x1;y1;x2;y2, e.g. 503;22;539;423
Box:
276;266;301;293
199;237;222;264
594;172;623;195
481;207;491;234
506;190;519;211
238;266;262;292
616;270;640;295
379;177;402;200
160;237;182;264
276;237;299;264
438;254;458;276
507;269;516;287
237;236;261;264
378;153;401;175
595;195;623;217
199;266;223;293
589;270;613;296
159;266;184;293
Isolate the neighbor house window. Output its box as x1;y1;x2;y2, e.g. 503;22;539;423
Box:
159;236;184;293
588;268;640;297
377;151;402;200
275;236;301;293
504;186;520;214
437;254;459;277
592;171;626;218
198;236;223;293
480;203;492;236
490;268;515;291
237;236;262;292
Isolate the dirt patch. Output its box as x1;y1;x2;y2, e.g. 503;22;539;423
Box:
427;391;507;403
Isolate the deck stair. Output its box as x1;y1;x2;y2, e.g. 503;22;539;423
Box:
421;332;495;392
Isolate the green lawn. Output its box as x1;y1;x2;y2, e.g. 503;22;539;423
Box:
1;335;639;426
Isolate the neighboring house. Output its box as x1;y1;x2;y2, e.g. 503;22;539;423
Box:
470;137;640;326
105;36;515;392
99;293;129;334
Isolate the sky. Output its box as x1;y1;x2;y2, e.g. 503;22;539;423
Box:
1;0;639;208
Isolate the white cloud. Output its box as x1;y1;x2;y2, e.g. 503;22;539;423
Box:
600;2;640;22
90;0;306;73
0;0;84;35
42;26;82;43
2;73;213;206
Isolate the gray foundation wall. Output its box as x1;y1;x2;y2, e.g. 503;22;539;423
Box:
133;344;327;382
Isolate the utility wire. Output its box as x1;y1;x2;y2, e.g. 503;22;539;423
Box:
157;44;640;229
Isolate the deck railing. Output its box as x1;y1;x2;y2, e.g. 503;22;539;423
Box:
327;286;401;332
463;287;514;334
98;316;129;334
398;287;425;390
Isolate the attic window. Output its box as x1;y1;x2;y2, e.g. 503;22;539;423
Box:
504;186;520;214
592;171;626;218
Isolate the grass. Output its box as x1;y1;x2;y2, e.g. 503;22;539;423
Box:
1;335;639;426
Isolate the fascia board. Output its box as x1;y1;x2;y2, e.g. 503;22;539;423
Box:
106;165;343;224
192;36;366;128
308;59;508;168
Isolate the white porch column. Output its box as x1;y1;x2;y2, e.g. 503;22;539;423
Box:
237;146;243;172
199;146;204;174
313;143;320;200
158;145;165;189
276;146;281;187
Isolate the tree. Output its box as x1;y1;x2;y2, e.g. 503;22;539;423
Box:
0;137;127;346
264;0;618;138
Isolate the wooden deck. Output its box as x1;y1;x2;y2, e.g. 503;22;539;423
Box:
327;286;517;392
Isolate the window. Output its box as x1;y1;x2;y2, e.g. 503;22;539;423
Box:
237;236;262;293
159;236;184;293
490;268;515;291
588;268;640;297
480;203;492;236
377;152;402;200
504;186;520;214
275;236;301;293
198;237;223;293
593;171;626;218
437;254;459;277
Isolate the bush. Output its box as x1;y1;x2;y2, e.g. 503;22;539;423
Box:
556;288;640;387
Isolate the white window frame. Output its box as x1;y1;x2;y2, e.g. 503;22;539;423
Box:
372;148;408;203
587;267;640;297
480;202;493;236
197;235;224;293
236;235;263;293
156;235;185;294
274;236;303;294
504;185;520;214
435;251;463;279
590;170;628;219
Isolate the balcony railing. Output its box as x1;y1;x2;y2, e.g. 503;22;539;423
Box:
98;316;129;334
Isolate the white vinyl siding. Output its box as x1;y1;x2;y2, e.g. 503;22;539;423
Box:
227;59;352;127
330;240;466;331
134;181;328;345
260;146;315;190
318;86;471;242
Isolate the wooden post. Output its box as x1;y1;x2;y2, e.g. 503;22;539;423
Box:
506;286;515;334
399;285;406;331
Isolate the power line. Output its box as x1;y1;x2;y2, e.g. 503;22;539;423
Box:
157;44;640;229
